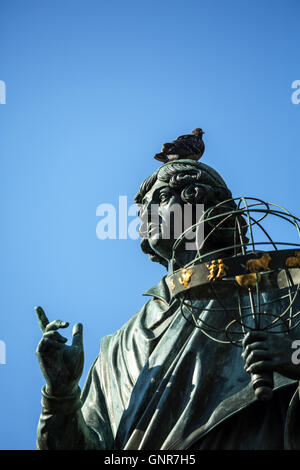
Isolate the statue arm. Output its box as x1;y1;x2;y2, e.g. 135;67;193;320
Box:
36;398;102;450
36;356;114;450
35;308;114;450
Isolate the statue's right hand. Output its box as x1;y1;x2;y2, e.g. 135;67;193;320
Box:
35;306;84;397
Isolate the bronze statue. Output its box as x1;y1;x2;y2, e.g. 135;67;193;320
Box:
35;148;300;450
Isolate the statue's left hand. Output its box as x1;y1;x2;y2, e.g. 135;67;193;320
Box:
242;331;300;381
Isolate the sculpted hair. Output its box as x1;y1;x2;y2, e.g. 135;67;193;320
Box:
134;161;230;205
135;161;248;268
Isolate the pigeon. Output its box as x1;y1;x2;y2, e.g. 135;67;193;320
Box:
154;128;205;163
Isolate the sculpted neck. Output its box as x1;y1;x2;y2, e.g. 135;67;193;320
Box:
167;243;228;274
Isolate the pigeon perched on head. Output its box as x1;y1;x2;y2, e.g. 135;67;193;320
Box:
154;128;205;163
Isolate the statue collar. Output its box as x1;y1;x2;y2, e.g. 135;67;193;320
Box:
143;276;171;305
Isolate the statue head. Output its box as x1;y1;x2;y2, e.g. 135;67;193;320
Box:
135;160;248;270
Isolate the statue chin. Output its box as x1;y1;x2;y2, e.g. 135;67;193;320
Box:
148;236;198;271
148;236;173;262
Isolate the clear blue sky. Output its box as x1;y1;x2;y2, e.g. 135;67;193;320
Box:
0;0;299;449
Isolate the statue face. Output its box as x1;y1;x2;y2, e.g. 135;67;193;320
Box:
136;163;239;268
139;179;186;261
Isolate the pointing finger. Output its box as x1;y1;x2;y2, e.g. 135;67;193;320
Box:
45;320;69;333
35;306;50;333
72;323;83;348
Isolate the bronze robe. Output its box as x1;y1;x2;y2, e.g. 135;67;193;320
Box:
80;277;300;450
37;277;300;449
